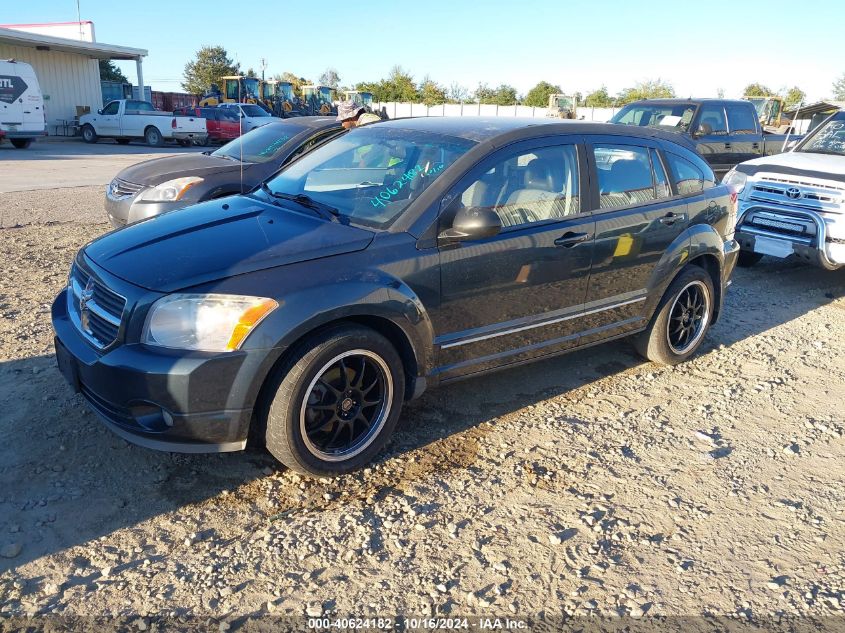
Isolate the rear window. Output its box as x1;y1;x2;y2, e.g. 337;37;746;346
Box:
666;152;705;196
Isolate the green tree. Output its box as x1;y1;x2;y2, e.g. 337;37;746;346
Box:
319;68;340;88
742;82;775;97
99;60;128;83
475;83;518;106
446;82;471;103
371;66;419;103
244;67;257;78
522;81;563;107
419;76;447;106
782;86;805;108
583;86;613;107
276;72;308;94
832;73;845;100
617;79;675;105
182;45;240;95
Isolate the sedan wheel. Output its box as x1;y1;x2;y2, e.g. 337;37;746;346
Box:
263;325;405;476
666;280;710;356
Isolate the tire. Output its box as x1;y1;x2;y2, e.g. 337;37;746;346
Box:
633;266;715;366
737;250;763;268
177;139;191;147
264;325;405;477
144;126;164;147
10;138;32;149
115;138;131;145
81;125;98;144
194;136;209;147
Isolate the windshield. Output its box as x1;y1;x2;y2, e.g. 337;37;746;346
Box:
262;126;477;229
241;104;270;117
611;103;697;130
242;78;259;95
212;122;307;163
796;111;845;156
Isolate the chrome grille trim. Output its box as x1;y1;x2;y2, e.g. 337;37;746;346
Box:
108;177;145;199
67;264;127;349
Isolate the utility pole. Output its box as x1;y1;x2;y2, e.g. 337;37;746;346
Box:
260;58;267;81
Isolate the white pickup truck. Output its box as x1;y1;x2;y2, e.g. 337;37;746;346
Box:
79;99;207;147
725;109;845;270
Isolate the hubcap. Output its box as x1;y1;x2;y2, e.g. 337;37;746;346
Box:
299;350;393;462
667;280;711;355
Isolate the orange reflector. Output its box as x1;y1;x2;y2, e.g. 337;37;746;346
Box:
225;299;279;351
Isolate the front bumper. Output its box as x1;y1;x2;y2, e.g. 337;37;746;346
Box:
104;188;188;228
51;288;258;452
736;206;844;270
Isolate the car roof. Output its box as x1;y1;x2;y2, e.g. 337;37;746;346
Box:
626;98;751;107
262;116;340;130
373;116;698;151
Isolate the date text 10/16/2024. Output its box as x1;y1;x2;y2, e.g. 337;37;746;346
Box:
370;163;446;208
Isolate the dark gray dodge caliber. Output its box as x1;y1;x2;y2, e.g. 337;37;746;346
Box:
52;117;740;476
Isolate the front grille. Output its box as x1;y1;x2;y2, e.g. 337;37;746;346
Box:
108;177;144;199
67;264;126;349
749;178;843;210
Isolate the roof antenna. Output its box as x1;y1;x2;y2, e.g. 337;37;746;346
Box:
239;77;244;194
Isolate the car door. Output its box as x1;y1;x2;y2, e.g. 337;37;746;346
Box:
580;137;690;345
97;100;121;136
725;102;764;164
691;103;731;173
432;137;595;379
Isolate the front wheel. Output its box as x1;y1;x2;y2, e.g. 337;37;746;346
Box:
264;325;405;477
10;138;32;149
633;267;715;365
81;125;98;143
144;127;164;147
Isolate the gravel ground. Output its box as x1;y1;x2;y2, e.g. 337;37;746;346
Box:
1;188;844;630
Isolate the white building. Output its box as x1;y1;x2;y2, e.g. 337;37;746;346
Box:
0;22;146;134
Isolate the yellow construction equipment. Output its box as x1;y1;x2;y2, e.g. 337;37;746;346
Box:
199;76;261;107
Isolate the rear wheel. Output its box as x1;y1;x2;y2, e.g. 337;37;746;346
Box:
633;267;715;365
81;125;98;144
144;126;164;147
264;325;405;477
194;136;209;147
737;250;763;267
10;138;32;149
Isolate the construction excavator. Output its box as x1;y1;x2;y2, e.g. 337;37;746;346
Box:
199;76;261;107
343;90;374;112
547;94;577;119
301;85;337;116
743;95;790;133
260;80;301;117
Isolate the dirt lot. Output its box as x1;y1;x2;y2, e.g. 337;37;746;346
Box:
0;184;844;631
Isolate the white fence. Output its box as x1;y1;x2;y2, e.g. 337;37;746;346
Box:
374;102;621;122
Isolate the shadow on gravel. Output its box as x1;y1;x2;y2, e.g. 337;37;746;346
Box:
0;260;842;572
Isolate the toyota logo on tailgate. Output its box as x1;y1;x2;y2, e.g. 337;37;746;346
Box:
785;187;801;199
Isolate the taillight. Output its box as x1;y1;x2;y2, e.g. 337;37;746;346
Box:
171;118;177;129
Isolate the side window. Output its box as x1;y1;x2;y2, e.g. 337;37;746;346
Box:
725;104;758;134
651;149;671;199
695;105;728;136
594;144;657;209
456;144;580;229
666;152;704;196
102;101;120;115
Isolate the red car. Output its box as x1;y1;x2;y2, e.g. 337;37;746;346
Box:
174;107;242;145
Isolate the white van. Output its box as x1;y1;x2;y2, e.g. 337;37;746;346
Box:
0;59;46;149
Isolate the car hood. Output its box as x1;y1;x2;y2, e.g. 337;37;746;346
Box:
116;154;252;187
84;195;375;293
736;150;845;183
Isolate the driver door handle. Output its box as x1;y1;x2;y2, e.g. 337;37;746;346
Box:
659;212;687;226
554;231;592;247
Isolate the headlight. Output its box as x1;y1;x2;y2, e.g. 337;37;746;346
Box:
143;294;278;352
139;177;203;203
722;169;747;195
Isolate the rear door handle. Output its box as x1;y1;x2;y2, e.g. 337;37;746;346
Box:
554;231;592;247
724;142;732;149
659;212;687;226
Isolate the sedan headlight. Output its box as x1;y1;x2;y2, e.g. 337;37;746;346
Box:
139;177;204;203
722;169;747;195
143;294;278;352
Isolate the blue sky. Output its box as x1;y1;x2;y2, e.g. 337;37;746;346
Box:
4;0;843;102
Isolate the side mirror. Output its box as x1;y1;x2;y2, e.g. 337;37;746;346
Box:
96;109;103;115
439;206;502;244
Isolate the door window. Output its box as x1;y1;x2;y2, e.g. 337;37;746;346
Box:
457;145;580;228
725;104;758;134
695;105;728;136
102;101;120;115
665;152;704;196
594;144;660;209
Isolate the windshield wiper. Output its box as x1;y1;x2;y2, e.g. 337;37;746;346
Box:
259;184;341;223
799;149;844;156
